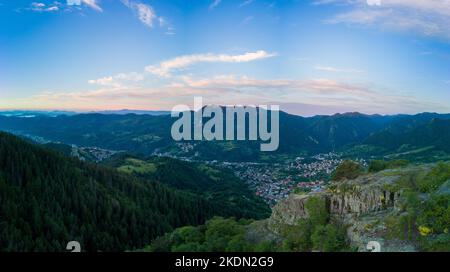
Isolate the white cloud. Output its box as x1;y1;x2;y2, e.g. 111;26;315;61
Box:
20;75;447;114
314;65;364;73
88;72;144;87
240;16;254;25
366;0;381;6
145;50;278;77
81;0;102;12
321;0;450;40
172;75;448;114
66;0;102;11
326;9;391;25
121;0;157;28
121;0;174;33
239;0;255;8
209;0;222;10
30;2;60;12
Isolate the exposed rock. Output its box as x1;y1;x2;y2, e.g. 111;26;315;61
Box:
266;166;431;252
437;180;450;196
269;172;402;231
345;210;417;252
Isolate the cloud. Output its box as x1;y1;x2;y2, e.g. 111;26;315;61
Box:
321;0;450;40
173;75;448;114
121;0;157;28
178;75;372;96
88;72;144;87
366;0;381;6
209;0;222;10
29;2;60;12
240;16;254;25
81;0;102;12
314;65;364;73
65;0;102;11
239;0;255;8
17;75;447;114
145;50;278;77
121;0;174;33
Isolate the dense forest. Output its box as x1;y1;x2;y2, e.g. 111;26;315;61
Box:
0;132;265;252
107;155;270;219
143;196;348;252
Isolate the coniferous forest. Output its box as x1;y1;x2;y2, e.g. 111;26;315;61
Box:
0;132;260;252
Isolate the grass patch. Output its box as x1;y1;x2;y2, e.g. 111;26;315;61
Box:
118;158;157;174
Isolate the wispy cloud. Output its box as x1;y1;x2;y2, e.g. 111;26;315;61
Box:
81;0;102;12
29;2;60;12
173;75;448;114
120;0;174;33
240;16;254;25
314;65;364;73
239;0;255;8
66;0;102;12
209;0;222;10
88;72;144;88
321;0;450;40
121;0;157;28
145;50;278;77
17;75;448;114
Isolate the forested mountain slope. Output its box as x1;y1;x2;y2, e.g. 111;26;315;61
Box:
107;155;270;219
0;133;245;252
2;111;450;161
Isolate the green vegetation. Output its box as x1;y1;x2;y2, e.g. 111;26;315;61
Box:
331;160;363;181
4;111;450;162
381;163;450;251
117;158;157;174
143;217;265;252
0;133;264;252
111;155;271;220
1;111;450;252
368;159;409;173
417;162;450;193
281;196;348;252
145;196;349;252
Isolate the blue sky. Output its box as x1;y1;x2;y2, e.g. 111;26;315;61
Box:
1;0;449;115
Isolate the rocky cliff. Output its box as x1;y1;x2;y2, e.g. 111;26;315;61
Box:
270;172;401;228
267;166;432;251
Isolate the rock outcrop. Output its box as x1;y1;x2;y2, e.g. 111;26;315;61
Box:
266;166;434;251
269;172;401;231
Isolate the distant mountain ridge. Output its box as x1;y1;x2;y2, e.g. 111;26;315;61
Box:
90;109;170;115
0;109;170;117
1;110;450;161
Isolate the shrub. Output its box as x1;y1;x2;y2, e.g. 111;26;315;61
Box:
305;196;329;226
311;224;347;252
417;162;450;193
368;159;409;173
332;160;363;181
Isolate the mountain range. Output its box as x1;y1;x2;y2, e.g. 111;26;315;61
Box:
1;110;450;161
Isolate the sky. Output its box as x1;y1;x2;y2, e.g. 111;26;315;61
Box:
1;0;450;116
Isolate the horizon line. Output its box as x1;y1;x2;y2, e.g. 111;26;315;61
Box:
0;107;449;118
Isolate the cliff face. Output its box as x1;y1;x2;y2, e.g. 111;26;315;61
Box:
269;173;401;230
328;175;401;216
267;167;431;251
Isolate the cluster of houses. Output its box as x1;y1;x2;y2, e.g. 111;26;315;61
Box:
218;154;346;206
71;146;120;162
